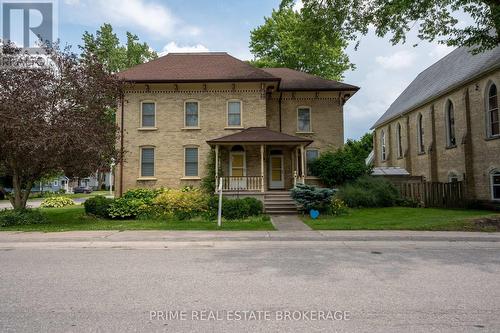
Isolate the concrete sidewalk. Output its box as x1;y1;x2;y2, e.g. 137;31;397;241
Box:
1;230;500;244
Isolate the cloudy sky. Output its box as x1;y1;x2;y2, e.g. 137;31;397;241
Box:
54;0;456;140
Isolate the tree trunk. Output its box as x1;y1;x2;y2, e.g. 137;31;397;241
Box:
97;171;105;190
10;173;33;210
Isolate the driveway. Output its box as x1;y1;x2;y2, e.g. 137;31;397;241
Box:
0;240;499;332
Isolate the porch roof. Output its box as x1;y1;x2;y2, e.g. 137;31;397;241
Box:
206;127;313;145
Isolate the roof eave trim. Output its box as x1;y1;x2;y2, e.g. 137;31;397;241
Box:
119;78;281;83
278;86;360;92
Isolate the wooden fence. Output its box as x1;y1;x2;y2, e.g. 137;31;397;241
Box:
396;181;466;208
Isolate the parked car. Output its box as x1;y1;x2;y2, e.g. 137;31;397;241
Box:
73;186;93;194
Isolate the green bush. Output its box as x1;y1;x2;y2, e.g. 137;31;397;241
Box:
84;195;114;218
337;176;400;208
207;196;263;220
108;197;149;219
291;183;335;212
243;197;263;216
153;188;210;220
329;197;349;216
309;135;373;187
40;196;75;208
122;188;162;203
0;209;47;227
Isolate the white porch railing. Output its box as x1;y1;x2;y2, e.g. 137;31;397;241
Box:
220;176;263;191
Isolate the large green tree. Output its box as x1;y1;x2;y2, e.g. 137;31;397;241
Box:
300;0;500;53
80;23;157;73
249;0;353;80
310;133;374;187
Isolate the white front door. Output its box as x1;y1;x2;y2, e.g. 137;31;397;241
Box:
269;155;284;189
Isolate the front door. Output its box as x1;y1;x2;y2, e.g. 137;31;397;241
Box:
269;155;284;189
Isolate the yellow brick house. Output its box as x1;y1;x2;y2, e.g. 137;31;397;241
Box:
115;53;358;209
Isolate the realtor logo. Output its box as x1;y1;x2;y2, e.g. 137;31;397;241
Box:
1;0;57;52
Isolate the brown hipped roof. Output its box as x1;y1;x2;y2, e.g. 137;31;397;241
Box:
261;67;359;91
207;127;313;145
117;52;359;92
117;52;279;83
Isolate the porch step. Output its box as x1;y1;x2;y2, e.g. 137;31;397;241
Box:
264;192;297;214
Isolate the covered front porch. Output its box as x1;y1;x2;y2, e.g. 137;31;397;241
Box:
207;127;313;192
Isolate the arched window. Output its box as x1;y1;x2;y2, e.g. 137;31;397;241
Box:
487;83;499;137
417;113;425;153
445;100;456;146
396;123;403;158
380;130;386;161
491;170;500;200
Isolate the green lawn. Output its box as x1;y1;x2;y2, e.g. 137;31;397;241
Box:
302;207;500;232
0;206;275;232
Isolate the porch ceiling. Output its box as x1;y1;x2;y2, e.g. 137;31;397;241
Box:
206;127;313;146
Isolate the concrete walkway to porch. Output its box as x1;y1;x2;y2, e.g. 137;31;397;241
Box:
270;215;312;231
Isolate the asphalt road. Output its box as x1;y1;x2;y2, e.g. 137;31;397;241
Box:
1;242;499;332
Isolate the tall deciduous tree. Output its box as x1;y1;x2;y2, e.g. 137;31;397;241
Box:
300;0;500;53
80;24;156;189
0;42;123;209
80;23;157;74
249;1;353;80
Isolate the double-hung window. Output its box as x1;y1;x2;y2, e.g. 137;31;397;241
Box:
185;101;199;127
141;102;156;128
297;107;311;132
141;147;155;177
227;101;242;127
306;149;319;176
184;147;199;177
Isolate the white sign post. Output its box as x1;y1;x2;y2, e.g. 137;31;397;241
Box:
217;177;223;227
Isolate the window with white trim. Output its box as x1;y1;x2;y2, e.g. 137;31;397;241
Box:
306;149;319;176
140;147;155;177
184;147;199;177
487;83;499;137
417;113;425;153
227;101;242;127
185;101;199;127
446;100;456;146
297;107;311;132
141;102;155;127
491;170;500;200
381;130;386;161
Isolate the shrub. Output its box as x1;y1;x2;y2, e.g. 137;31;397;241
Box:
84;195;114;218
122;188;162;203
243;197;264;217
337;176;400;208
329;198;349;216
291;183;335;212
310;140;373;187
207;196;263;220
153;188;210;220
40;196;75;208
108;197;149;219
0;209;47;227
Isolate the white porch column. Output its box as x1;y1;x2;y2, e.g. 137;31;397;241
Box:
300;144;305;180
260;144;265;192
215;145;219;190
